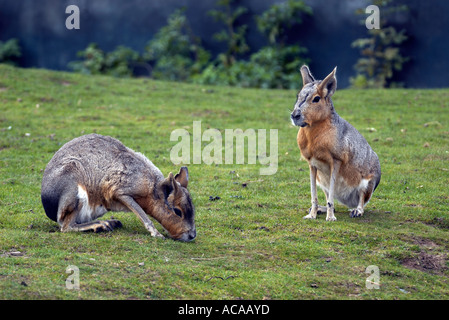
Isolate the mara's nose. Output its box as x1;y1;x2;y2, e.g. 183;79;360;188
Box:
291;109;301;119
178;229;196;242
188;229;197;241
291;112;301;124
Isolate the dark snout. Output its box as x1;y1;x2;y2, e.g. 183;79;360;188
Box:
290;110;307;127
177;227;196;242
187;228;196;242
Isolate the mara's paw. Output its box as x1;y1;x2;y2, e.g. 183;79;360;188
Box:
93;220;122;232
61;219;123;233
350;208;363;218
143;222;166;239
304;207;318;219
317;206;327;214
303;213;317;220
152;231;166;240
106;219;123;229
325;204;336;221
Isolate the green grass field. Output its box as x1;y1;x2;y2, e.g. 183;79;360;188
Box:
1;64;448;300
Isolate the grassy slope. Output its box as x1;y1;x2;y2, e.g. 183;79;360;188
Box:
0;64;448;299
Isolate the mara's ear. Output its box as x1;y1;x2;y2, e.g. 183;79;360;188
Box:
318;67;337;98
175;166;189;188
160;172;178;198
300;65;315;86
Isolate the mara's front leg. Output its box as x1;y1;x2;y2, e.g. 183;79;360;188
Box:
118;195;165;239
325;159;341;221
304;164;319;219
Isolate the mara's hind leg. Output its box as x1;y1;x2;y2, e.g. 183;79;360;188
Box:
57;197;122;233
306;205;327;218
62;219;123;233
317;189;328;214
316;205;327;214
350;187;373;218
350;196;365;218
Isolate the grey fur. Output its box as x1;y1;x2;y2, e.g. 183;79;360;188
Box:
291;66;381;220
41;134;196;241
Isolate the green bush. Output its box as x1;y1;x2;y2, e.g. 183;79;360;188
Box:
68;43;104;75
67;1;313;89
208;0;250;67
249;46;308;89
68;43;140;77
195;0;311;89
0;39;22;65
256;0;312;46
68;9;209;81
104;46;140;77
252;0;311;88
144;8;210;81
195;46;307;89
350;0;409;88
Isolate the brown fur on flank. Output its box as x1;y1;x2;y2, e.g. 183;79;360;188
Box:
41;134;196;241
291;66;381;221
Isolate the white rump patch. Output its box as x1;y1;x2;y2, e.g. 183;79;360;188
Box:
77;185;107;223
358;178;370;191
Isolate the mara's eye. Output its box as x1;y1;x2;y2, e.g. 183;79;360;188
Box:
173;208;183;217
312;96;321;103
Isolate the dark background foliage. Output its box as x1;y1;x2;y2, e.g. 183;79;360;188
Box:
0;0;448;88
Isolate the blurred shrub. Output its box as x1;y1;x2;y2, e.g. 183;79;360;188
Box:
68;43;104;75
67;1;313;89
253;0;312;89
144;8;210;81
0;39;22;65
350;0;409;88
104;46;140;77
69;43;140;77
256;0;312;47
208;0;250;67
195;46;307;89
195;0;311;89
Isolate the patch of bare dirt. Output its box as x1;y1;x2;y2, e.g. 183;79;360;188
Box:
411;237;439;249
425;217;449;230
401;252;447;274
